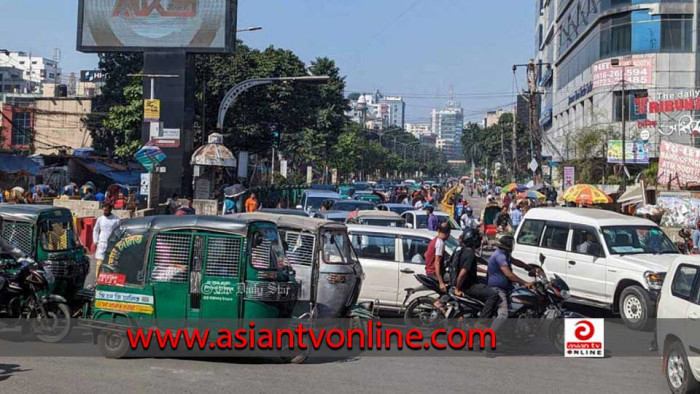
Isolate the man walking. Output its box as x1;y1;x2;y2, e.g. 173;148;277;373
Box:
427;206;439;231
92;204;120;279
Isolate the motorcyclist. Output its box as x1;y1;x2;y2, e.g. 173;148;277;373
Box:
460;207;481;231
487;234;536;334
448;229;499;325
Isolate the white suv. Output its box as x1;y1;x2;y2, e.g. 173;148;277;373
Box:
657;258;700;393
513;207;679;330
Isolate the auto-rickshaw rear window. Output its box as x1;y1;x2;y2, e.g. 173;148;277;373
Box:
40;216;78;252
322;231;352;264
283;231;315;267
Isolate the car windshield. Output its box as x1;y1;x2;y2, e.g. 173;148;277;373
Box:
601;226;678;255
306;197;329;210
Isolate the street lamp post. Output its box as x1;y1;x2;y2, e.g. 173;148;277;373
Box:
237;26;263;32
611;58;633;191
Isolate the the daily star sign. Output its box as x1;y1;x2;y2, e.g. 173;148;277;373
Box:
634;90;700;115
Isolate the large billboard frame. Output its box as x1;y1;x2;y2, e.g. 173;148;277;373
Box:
77;0;238;53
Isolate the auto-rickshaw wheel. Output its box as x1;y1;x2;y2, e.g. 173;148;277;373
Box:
279;348;309;364
97;331;129;359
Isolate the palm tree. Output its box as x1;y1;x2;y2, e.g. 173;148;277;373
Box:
462;123;483;179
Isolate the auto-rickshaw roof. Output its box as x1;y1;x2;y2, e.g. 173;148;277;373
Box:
118;215;272;236
228;212;346;233
0;204;71;223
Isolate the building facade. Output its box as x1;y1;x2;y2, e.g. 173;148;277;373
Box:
537;0;700;163
432;101;464;159
347;90;406;130
0;52;61;94
405;123;432;138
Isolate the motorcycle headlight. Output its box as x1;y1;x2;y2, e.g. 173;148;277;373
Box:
560;289;570;299
644;271;665;290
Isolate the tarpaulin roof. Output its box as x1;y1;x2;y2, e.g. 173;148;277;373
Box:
73;158;141;186
0;154;41;176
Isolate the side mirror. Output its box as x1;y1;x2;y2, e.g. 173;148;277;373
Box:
296;205;302;210
539;253;546;265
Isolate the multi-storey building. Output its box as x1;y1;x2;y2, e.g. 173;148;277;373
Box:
432;101;464;159
0;51;61;94
537;0;699;162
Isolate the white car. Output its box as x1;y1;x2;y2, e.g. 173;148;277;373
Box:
346;224;458;312
512;207;679;330
657;257;700;393
401;210;460;231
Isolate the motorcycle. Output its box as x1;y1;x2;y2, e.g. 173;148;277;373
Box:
0;258;72;343
402;254;580;353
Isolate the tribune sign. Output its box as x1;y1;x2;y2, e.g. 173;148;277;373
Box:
77;0;236;52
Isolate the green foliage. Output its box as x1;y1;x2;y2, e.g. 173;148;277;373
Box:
606;175;622;185
102;82;143;158
641;162;658;185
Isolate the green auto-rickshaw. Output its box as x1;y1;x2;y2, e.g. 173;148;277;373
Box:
0;204;89;309
85;215;298;358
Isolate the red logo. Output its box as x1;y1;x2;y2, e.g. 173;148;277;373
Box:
97;272;126;286
113;0;198;18
574;320;595;341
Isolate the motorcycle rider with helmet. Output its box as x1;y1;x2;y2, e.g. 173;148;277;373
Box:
487;234;537;334
460;206;481;231
448;229;500;325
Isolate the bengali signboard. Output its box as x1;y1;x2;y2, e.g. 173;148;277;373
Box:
77;0;236;52
606;140;650;164
563;166;575;190
592;57;653;89
658;141;700;189
143;99;161;122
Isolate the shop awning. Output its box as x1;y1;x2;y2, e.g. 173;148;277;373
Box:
618;183;646;206
0;154;41;176
73;158;141;186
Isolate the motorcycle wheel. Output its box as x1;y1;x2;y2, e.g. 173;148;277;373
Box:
548;318;565;354
404;296;444;329
33;302;72;343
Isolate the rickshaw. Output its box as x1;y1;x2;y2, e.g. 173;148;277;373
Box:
481;203;502;249
83;215;298;358
0;204;89;311
228;213;372;321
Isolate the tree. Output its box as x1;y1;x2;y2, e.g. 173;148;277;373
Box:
85;53;143;154
102;82;143;157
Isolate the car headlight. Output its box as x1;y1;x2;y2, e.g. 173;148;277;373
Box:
644;271;665;290
560;289;571;299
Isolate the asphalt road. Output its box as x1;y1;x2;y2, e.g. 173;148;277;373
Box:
0;195;669;393
0;354;667;393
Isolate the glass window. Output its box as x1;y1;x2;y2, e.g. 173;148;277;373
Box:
250;228;287;270
571;228;603;255
631;11;660;53
541;224;570;251
402;237;431;265
601;226;678;255
661;15;692;52
350;233;396;262
11;112;30;145
517;220;545;246
671;265;698;300
105;229;147;285
322;231;352;264
614;90;647;121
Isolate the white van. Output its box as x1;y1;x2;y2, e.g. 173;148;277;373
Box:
513;207;679;330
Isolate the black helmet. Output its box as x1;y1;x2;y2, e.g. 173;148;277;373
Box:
460;228;481;249
495;234;514;252
465;207;473;216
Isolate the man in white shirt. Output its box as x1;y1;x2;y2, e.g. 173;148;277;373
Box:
93;204;121;279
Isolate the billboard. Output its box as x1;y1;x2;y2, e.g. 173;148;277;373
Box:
563;166;575;190
606;140;650;164
77;0;237;52
658;141;700;189
80;70;106;82
592;57;653;89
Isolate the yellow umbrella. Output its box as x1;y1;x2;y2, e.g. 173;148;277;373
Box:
562;184;612;205
504;183;527;193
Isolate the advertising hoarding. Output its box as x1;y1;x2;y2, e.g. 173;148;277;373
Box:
606;140;650;164
563;166;575;190
77;0;237;52
592;57;653;89
658;140;700;189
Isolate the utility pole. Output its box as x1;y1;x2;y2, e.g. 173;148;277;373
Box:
527;60;539;181
511;95;518;180
611;59;630;191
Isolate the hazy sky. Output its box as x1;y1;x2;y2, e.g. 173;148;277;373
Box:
0;0;535;123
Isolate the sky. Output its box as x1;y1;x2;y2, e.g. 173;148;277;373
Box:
0;0;535;123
